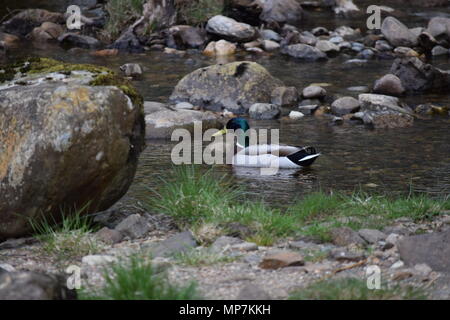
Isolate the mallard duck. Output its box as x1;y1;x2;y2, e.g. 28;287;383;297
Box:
212;118;320;169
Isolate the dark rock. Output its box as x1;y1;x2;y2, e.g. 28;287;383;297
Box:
373;74;405;96
223;222;253;239
271;86;299;107
259;0;304;25
282;43;328;61
331;97;360;116
58;33;101;49
381;17;418;48
115;214;152;239
110;29;143;53
330;227;366;246
0;272;76;300
249;103;280;120
1;9;64;37
146;231;198;258
170;61;284;114
0;58;145;240
167;25;207;49
397;229;450;273
390;57;450;93
237;284;272;300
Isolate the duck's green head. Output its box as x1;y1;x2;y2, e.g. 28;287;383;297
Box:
213;118;250;148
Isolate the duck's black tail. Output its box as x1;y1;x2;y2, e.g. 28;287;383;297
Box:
287;146;320;167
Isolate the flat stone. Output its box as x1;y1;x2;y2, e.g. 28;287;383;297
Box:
259;251;304;269
231;242;258;252
358;229;387;244
146;231;198;258
115;214;151;239
330;227;366;246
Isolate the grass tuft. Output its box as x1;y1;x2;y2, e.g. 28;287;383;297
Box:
173;248;236;267
30;206;101;262
289;278;427;300
146;166;450;245
175;0;225;25
104;0;145;39
81;255;200;300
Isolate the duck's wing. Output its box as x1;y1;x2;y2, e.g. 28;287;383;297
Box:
237;144;301;157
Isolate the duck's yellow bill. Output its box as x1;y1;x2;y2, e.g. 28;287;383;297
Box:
212;128;227;137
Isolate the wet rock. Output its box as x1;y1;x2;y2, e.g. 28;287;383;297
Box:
0;32;20;51
110;29;143;53
0;58;145;240
426;17;450;42
312;27;329;37
431;45;448;56
249;103;280;120
237;284;272;300
262;40;280;51
315;40;340;55
271;86;299;107
330;227;366;246
373;74;405;96
206;15;256;42
144;101;221;139
335;26;361;40
115;214;152;239
289;111;305;120
170;61;284;114
381;17;418;48
0;272;76;300
167;25;206;49
375;40;393;52
146;231;198;258
261;29;281;42
302;86;326;99
331;97;360;116
298;104;319;115
204;40;236;56
390;57;450;93
58;33;101;49
259;251;304;269
29;22;64;42
299;32;318;46
282;43;328;61
120;63;143;79
357;49;375;60
259;0;304;24
358;93;414;129
393;47;419;57
397;229;450;273
358;229;387;244
1;9;64;37
95;227;123;245
342;59;367;68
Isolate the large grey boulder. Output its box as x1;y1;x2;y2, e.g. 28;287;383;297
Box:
390;57;450;93
331;97;360;116
398;229;450;273
249;103;280;120
0;58;145;240
381;17;418;48
144;102;222;139
58;33;101;49
206;15;256;42
170;61;284;114
282;44;328;61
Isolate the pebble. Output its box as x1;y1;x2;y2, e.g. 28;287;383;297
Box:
259;251;304;270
